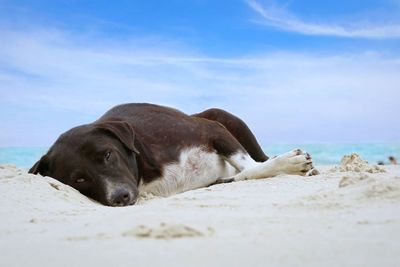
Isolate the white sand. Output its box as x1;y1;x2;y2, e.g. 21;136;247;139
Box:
1;154;400;267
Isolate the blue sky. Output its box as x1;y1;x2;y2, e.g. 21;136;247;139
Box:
0;0;399;146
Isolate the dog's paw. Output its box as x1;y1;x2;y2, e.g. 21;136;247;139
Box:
273;149;316;176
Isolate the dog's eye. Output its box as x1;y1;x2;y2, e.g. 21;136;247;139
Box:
105;151;111;161
75;178;85;183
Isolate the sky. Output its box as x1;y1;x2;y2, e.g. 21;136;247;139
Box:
0;0;399;147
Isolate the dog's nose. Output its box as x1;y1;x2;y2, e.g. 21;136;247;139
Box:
110;188;132;207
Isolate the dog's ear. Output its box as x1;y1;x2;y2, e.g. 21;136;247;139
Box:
96;121;140;154
133;135;162;180
29;155;49;175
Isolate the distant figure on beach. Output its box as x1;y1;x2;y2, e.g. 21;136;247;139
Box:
389;156;397;165
377;161;384;166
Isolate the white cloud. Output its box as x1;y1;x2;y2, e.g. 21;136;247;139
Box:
246;0;400;38
0;28;400;146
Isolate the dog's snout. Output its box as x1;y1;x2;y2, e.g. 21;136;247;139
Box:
109;188;133;207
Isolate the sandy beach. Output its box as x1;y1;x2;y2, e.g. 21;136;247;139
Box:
0;154;399;267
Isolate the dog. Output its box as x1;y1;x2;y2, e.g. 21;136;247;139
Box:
29;103;318;206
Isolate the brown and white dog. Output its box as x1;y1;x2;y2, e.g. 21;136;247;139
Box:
29;103;318;206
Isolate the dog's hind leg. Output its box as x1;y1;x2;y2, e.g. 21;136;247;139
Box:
214;149;319;185
204;117;318;187
192;108;269;162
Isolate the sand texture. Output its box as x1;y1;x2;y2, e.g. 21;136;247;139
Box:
0;154;399;267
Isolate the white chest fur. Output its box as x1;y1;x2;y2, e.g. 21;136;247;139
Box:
138;147;237;197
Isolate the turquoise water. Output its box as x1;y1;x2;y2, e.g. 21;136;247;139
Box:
0;144;399;169
0;147;49;169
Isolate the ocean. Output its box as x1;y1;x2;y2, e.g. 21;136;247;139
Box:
0;143;399;170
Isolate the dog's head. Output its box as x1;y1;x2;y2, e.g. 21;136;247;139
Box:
29;121;141;206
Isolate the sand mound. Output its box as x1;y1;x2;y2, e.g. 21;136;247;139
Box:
285;155;399;210
329;155;400;201
329;153;385;173
0;164;96;211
